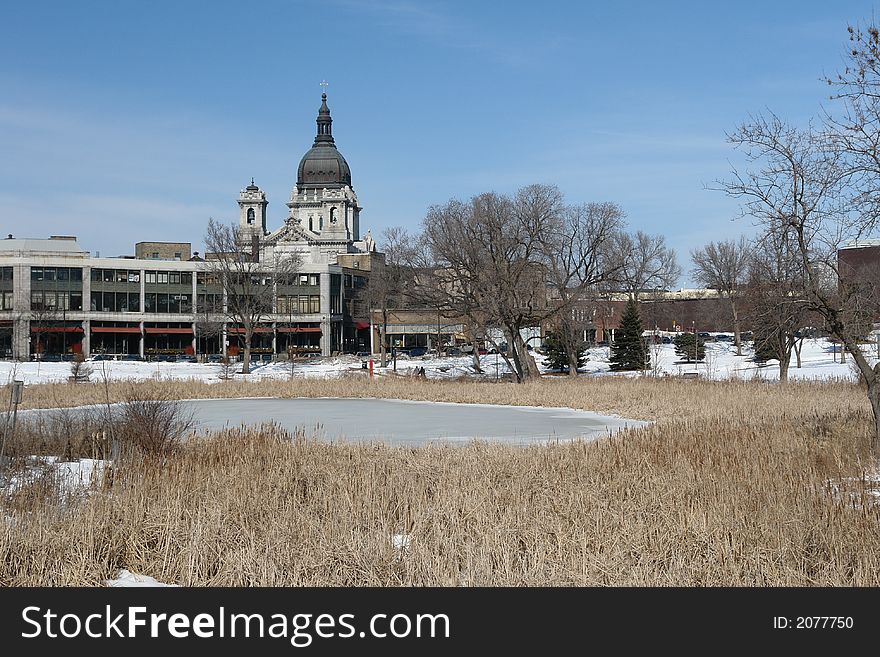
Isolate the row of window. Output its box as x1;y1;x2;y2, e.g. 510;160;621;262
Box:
145;271;193;285
0;291;12;309
276;295;321;314
343;274;367;288
31;291;84;311
90;291;140;313
0;268;12;281
91;268;141;283
27;268;324;287
144;293;193;314
31;267;83;282
279;273;321;287
26;291;325;314
196;293;224;313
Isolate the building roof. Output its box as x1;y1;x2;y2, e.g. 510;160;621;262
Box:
0;237;87;254
296;93;352;188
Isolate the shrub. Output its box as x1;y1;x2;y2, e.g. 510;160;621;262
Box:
610;298;649;371
673;332;705;362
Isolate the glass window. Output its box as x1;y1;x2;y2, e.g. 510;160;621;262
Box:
103;270;114;282
43;268;56;282
309;274;319;286
128;292;140;312
91;268;101;282
298;296;309;313
71;268;82;282
57;268;69;281
145;272;156;284
181;272;192;285
31;291;43;309
158;272;168;284
157;294;168;313
128;271;140;283
1;267;11;281
144;293;155;312
299;274;308;285
169;272;180;284
70;292;83;311
310;295;321;313
31;268;43;282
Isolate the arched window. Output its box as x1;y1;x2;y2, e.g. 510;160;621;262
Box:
247;208;255;225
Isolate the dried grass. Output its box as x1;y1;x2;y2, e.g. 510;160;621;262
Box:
1;377;878;586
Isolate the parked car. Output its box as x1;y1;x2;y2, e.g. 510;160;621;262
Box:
87;354;114;361
355;351;370;358
206;354;224;363
176;355;198;363
446;347;462;357
122;354;144;361
406;346;428;357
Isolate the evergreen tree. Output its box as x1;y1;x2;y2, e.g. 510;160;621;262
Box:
543;331;585;373
673;332;705;362
609;298;648;371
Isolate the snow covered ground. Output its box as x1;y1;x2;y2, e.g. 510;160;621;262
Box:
0;337;874;387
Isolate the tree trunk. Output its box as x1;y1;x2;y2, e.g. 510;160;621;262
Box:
380;310;388;368
503;328;525;382
513;331;540;380
468;328;482;374
794;337;803;368
869;367;880;458
242;332;251;374
731;299;742;356
778;347;790;383
471;348;481;373
566;348;579;377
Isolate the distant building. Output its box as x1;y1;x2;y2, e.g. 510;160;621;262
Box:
135;242;192;261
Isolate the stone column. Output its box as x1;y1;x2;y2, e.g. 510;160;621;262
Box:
81;319;90;357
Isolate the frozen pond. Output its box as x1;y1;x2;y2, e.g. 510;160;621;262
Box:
185;397;647;446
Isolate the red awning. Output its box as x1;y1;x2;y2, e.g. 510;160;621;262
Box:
31;326;83;333
354;321;371;330
91;327;141;334
226;327;274;334
276;327;322;333
144;328;192;334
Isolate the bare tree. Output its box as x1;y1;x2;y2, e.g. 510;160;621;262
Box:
721;112;880;448
417;186;566;382
742;234;810;381
362;227;414;368
608;230;681;299
691;236;750;355
203;218;300;374
542;202;625;376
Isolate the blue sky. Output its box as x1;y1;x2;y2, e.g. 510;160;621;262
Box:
0;0;876;285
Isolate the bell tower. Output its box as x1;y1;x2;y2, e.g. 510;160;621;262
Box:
238;178;268;237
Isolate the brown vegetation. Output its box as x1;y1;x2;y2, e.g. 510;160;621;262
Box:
1;377;879;585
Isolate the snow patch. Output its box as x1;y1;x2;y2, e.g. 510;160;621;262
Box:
106;569;179;587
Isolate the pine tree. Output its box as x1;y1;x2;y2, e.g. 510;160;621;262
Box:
543;331;585;373
609;298;648;371
673;332;705;362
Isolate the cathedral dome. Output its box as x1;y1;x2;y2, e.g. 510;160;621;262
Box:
296;93;352;188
